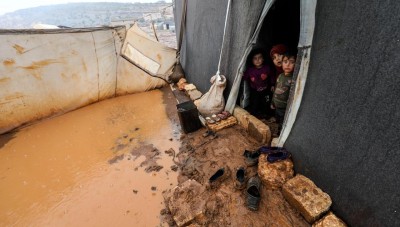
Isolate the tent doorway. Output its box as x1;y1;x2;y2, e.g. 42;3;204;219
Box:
239;0;300;131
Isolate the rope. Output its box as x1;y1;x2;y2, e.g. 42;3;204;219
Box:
216;0;232;80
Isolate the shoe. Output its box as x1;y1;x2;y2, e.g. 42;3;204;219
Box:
211;114;221;122
266;149;291;163
234;167;246;190
243;150;261;167
246;175;261;211
208;167;230;189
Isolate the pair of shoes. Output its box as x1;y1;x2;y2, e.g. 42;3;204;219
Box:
266;149;291;163
234;166;246;190
208;167;231;189
246;175;261;211
243;150;261;167
211;114;221;122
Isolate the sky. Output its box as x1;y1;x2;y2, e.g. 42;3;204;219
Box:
0;0;172;15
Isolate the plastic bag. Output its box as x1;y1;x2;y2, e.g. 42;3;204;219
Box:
197;75;226;116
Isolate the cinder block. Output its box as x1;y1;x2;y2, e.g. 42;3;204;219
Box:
313;212;347;227
282;174;332;223
233;107;271;144
233;107;250;130
258;154;294;189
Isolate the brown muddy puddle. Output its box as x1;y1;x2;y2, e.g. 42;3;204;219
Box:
0;90;180;226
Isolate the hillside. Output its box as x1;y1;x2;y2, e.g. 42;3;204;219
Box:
0;2;173;29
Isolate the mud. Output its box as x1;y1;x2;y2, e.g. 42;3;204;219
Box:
162;124;310;227
0;87;181;226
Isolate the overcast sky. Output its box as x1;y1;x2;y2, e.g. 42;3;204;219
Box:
0;0;172;15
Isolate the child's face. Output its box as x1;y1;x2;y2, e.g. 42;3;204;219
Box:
272;53;283;67
282;56;296;74
252;53;264;68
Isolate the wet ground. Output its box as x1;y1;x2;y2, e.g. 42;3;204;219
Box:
0;86;181;226
161;124;309;227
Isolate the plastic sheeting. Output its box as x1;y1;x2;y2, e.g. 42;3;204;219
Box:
0;25;174;134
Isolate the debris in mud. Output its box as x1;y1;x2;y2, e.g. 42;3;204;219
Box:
165;148;175;156
108;154;125;164
170;165;178;171
145;165;164;172
151;186;157;191
132;189;138;194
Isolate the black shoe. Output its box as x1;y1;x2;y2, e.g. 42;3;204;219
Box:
208;167;230;189
234;167;246;190
243;150;260;167
246;175;261;211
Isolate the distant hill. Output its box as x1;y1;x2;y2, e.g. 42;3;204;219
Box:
0;2;173;29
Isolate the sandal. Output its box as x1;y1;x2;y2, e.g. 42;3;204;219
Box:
211;114;221;122
246;175;261;211
222;110;231;118
206;117;215;124
217;113;227;120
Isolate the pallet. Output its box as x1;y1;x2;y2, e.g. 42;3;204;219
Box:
207;116;237;132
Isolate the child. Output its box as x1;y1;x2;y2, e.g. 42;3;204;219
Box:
271;51;296;134
269;44;288;87
243;48;272;118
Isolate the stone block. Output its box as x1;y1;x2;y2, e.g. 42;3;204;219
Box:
282;174;332;223
233;107;271;144
313;212;347;227
258;154;294;189
167;179;206;227
233;106;250;130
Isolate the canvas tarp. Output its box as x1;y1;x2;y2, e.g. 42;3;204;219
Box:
0;25;175;134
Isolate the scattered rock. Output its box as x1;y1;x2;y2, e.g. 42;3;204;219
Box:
313;211;347;227
151;186;157;191
257;153;294;189
282;174;332;223
132;189;138;194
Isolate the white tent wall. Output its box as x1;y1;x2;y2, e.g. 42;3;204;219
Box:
0;26;172;134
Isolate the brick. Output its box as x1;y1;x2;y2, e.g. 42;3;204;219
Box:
282;174;332;223
313;212;347;227
233;107;271;144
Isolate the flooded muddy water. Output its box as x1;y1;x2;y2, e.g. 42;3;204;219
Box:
0;89;180;226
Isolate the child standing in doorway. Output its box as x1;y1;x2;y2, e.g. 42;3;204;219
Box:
271;51;296;135
270;44;288;87
243;48;273;118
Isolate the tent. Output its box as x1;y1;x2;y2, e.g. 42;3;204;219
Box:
174;0;400;226
0;24;176;134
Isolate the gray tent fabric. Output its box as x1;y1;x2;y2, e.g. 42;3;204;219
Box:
175;0;400;226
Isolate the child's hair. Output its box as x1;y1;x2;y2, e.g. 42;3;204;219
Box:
247;48;266;66
282;50;297;60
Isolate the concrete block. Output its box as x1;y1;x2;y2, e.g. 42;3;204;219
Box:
167;179;206;227
282;174;332;223
258;154;294;189
233;107;271;144
313;212;347;227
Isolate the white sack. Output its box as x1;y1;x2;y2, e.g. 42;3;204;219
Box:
197;75;226;116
